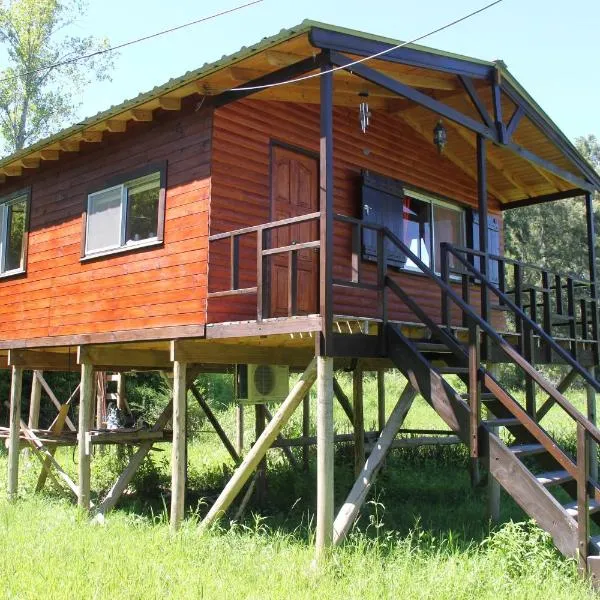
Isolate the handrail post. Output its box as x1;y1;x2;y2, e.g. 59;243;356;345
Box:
577;421;589;574
440;242;450;329
377;229;388;350
351;222;361;284
231;235;240;291
542;270;552;362
514;262;524;354
468;318;481;487
523;321;537;420
256;227;265;321
288;249;298;317
585;191;599;365
567;277;578;360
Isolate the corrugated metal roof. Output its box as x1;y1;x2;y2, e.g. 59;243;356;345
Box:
0;19;596;189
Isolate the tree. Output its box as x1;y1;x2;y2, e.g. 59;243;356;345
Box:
0;0;114;154
504;135;600;281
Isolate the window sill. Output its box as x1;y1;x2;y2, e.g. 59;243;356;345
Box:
81;238;162;262
0;268;26;280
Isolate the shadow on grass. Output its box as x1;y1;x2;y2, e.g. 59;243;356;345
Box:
100;441;528;550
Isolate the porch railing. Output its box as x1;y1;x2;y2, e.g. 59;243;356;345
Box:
208;212;320;321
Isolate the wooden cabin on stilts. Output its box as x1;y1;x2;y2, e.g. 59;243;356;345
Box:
1;20;600;577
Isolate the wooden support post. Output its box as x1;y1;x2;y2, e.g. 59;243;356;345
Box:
200;359;316;530
236;404;244;454
377;370;386;431
303;394;310;471
78;361;94;511
316;355;334;556
117;373;127;411
353;362;364;477
333;383;416;545
487;363;501;522
28;370;42;430
170;360;187;532
477;134;489;330
577;422;590;574
587;366;598;480
7;366;23;501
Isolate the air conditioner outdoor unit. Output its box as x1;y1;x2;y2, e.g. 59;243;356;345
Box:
237;364;289;405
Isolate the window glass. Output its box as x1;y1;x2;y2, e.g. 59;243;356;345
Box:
125;172;160;244
86;185;123;253
433;203;464;271
403;196;431;270
4;199;26;271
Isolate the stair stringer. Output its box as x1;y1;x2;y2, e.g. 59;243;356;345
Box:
386;324;470;442
487;431;578;557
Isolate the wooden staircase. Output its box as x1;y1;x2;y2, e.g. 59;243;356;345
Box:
372;227;600;575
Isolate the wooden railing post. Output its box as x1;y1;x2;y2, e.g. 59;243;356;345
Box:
256;227;265;321
542;270;552;362
468;319;481;487
577;422;590;574
440;242;450;329
514;262;524;354
231;235;240;291
288;249;298;317
523;321;537;420
567;277;578;359
585;191;599;365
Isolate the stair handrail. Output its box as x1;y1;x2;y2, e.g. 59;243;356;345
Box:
443;243;600;392
379;227;600;446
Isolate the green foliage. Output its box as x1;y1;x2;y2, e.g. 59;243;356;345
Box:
0;0;115;153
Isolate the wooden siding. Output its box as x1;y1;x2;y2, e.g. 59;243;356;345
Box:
208;98;503;326
0;100;211;344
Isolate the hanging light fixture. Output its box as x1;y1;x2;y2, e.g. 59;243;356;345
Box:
433;119;447;153
358;91;371;134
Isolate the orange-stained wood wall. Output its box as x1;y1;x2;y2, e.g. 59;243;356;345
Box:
208;98;503;326
0;98;211;346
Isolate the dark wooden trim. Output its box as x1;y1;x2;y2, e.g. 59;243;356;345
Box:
309;27;492;79
0;324;206;350
319;56;334;356
82;160;168;259
330;51;497;143
500;188;585;210
459;76;493;129
0;186;31;274
477;134;489;325
214;55;324;107
331;333;383;358
506;105;524;139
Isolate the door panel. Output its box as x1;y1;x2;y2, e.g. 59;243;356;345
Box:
270;146;318;317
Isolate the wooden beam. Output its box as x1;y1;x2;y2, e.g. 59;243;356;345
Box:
171;340;313;366
227;66;265;82
33;371;76;431
106;119;127;133
170;360;187;532
377;369;386;430
201;358;317;530
3;165;22;177
130;109;153;122
39;149;59;160
332;376;354;423
78;346;171;369
80;130;103;143
158;97;181;111
266;50;303;67
19;157;40;169
58;140;80;152
7;366;23;500
353;361;364;478
28;370;42;430
9;349;76;371
78;362;94;510
333;383;417;544
316;355;334;556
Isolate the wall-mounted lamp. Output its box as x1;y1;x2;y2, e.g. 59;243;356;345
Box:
433;120;447;154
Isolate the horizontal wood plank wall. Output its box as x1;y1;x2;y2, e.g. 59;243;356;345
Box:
0;99;211;343
208;98;503;327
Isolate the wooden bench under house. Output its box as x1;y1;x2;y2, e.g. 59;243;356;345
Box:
1;20;600;575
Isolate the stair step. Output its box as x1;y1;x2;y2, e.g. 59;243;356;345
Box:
484;418;522;428
564;499;600;519
536;470;573;487
415;342;454;353
509;443;547;457
437;366;469;375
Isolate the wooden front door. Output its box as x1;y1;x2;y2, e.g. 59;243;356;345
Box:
270;145;319;317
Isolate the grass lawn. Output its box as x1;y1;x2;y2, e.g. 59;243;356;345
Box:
0;370;597;599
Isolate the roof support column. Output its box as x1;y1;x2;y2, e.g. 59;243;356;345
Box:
585;190;599;369
319;55;334;357
477;134;490;328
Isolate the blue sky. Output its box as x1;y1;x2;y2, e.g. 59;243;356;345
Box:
72;0;599;141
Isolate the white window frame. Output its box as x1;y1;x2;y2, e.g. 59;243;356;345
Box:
0;191;28;277
402;188;466;276
84;172;161;258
